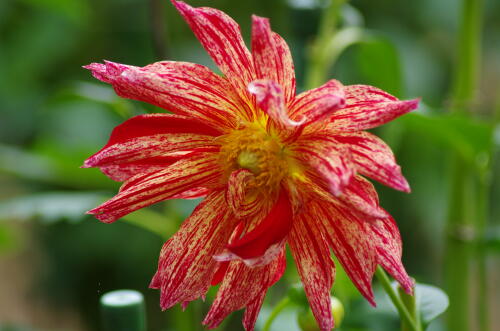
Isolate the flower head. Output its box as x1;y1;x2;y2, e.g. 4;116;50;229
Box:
83;1;419;330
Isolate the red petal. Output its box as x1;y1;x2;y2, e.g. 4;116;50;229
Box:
150;190;238;309
296;173;387;219
225;169;262;219
84;61;243;129
211;222;246;286
339;176;389;218
248;79;303;128
315;201;411;305
203;250;286;330
172;1;256;103
87;152;221;223
372;216;414;294
83;114;219;181
289;214;335;331
224;189;293;261
243;291;267;331
251;16;296;103
334;131;410;192
327;85;419;131
288;79;345;125
314;201;377;305
294;133;354;196
170;187;209;200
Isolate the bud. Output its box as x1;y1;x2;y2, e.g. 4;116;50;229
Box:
297;296;345;331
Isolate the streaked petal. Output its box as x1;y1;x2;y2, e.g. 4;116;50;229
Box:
173;1;256;101
248;80;303;128
289;214;335;331
315;201;377;304
149;190;238;309
225;169;261;219
170;187;209;200
288;79;345;125
340;176;389;218
334;131;410;192
243;291;266;331
84;61;243;129
223;189;293;264
203;250;286;330
83;114;219;181
372;216;414;294
316;201;411;304
293;133;354;196
296;173;388;219
327;85;419;131
87;152;221;223
251;16;296;102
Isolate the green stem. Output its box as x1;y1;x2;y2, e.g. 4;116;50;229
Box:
450;0;483;112
444;1;484;331
262;297;291;331
477;172;490;331
398;282;422;331
375;267;421;331
304;0;346;90
100;290;146;331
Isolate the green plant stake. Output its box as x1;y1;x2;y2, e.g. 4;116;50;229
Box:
100;289;146;331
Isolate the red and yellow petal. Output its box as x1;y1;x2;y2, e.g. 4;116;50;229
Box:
83;114;219;181
223;189;293;266
288;79;345;125
372;216;414;294
289;214;335;331
327;85;419;131
315;200;411;305
172;1;256;104
333;131;410;192
225;169;263;219
150;190;238;309
339;175;389;218
315;201;377;304
251;16;296;102
86;151;221;223
243;290;267;331
248;79;302;128
299;173;388;220
203;250;286;330
84;61;243;129
293;133;354;196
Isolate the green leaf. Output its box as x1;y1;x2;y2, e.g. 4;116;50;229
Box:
355;36;403;96
415;284;449;328
0;192;106;224
121;208;176;240
400;112;495;171
390;282;449;329
0;144;117;190
0;191;177;239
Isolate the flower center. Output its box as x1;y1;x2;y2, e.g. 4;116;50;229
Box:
219;124;290;190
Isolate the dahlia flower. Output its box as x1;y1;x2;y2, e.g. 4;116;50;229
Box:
83;1;419;330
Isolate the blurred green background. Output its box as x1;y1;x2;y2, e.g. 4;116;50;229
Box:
0;0;499;330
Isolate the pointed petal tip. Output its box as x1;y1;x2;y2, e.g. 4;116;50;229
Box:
408;97;421;110
80;159;94;169
399;176;411;193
